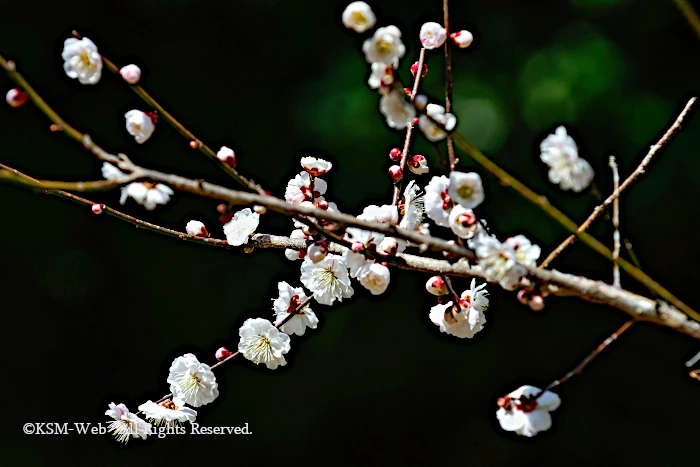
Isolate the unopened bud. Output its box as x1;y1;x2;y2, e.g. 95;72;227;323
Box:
215;347;233;361
253;205;267;215
307;242;329;263
389;165;403;181
450;30;474;48
189;140;200;149
216;146;237;168
378;237;398;256
6;88;28;108
91;203;104;214
411;117;419;125
316;199;329;210
403;87;412;96
186;220;209;238
119;64;141;84
351;241;365;253
389;147;402;162
517;288;531;305
410;62;428;77
529;295;545;311
426;276;448;296
415;94;428;111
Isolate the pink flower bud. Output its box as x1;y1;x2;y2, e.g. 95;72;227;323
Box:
91;203;104;214
186;220;209;237
450;30;474;48
529;295;545;311
403;87;412;96
411;117;419;125
189;140;200;149
389;147;402;161
517;289;531;305
6;88;28;108
426;276;448;296
217;146;236;168
307;242;328;263
410;62;428;78
215;347;233;361
389;165;403;180
351;241;365;253
119;64;142;84
316;199;329;210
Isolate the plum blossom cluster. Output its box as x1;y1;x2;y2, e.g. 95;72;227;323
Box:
540;126;594;192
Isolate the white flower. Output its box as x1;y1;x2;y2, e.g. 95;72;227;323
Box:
359;262;391;295
167;353;219;407
429;279;489;338
470;234;526;290
419;22;447;49
448;205;479;239
450;30;474;48
300;157;332;176
496;385;561;437
124;110;155;144
186;220;209;237
368;62;395;90
285;171;327;205
285;229;310;261
408;154;429;175
380;89;415;130
62;37;102;85
342;1;376;33
399;180;425;230
424;175;452;227
363;26;405;67
120;182;174;210
238;318;291;370
419;104;457;142
217;146;236;168
101;162;129;182
119;64;141;84
448;171;485;209
358;204;398;225
342;246;373;278
273;282;319;336
138;398;197;427
540;126;594;192
300;254;354;305
506;235;541;267
105;402;151;444
223;208;260;246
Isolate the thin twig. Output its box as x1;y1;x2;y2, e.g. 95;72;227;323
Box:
609;156;621;288
540;98;696;269
686;350;700;368
674;0;700;41
443;0;457;171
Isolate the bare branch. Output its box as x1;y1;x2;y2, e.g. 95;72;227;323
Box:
609;156;621;288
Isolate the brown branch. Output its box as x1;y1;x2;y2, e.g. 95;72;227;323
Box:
443;0;456;171
609;156;621;288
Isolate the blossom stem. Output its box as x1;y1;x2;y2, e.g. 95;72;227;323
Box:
545;320;634;391
392;47;426;206
609;156;621;288
673;0;700;41
440;273;461;303
443;0;457;171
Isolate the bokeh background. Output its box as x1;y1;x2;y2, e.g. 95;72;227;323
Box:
1;0;700;464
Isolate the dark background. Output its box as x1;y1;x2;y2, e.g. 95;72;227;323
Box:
2;0;700;465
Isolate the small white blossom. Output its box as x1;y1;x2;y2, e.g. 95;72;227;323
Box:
273;282;319;336
408;154;429;175
186;220;209;237
167;353;219;407
399;180;425;230
101;162;129;182
419;22;447;49
238;318;291;370
120;182;174;211
425;276;448;296
216;146;236;168
124;110;155;144
105;403;151;444
300;157;332;176
470;234;526;290
285;171;327;205
285;229;310;261
424;175;452;227
429;279;489;338
359;204;398;225
300;254;354;305
506;235;541;267
419;104;457;142
380;89;415;130
496;385;561;437
342;1;376;33
62;37;102;85
359;262;391;295
451;30;474;48
448;205;479;239
540;126;594;192
368;62;395;90
448;171;485;210
138;398;197;427
223;208;260;246
363;26;405;68
119;64;141;84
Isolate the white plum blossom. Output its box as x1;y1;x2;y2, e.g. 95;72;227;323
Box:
424;175;453;227
186;220;209;237
448;171;485;209
121;182;174;210
285;171;327;204
62;37;102;85
285;229;310;261
342;1;376;33
419;22;447;49
470;234;526;290
359;262;391;295
363;26;405;68
451;30;474;48
273;281;319;336
399;180;425;230
300;254;354;305
342;246;373;278
216;146;236;168
125;110;155;144
359;204;399;225
408;154;429;175
105;403;151;444
540;126;594;192
238;318;291;370
496;385;561;437
101;162;129;182
380;89;415;130
419;104;457;142
119;64;141;84
448;205;479;239
506;235;541;267
429;279;489;338
368;62;395;90
167;353;219;407
223;208;260;246
301;157;332;176
138;398;197;427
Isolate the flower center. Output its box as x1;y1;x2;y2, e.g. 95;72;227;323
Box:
107;419;135;444
457;185;473;200
80;51;92;67
352;11;367;24
175;372;202;401
315;267;339;290
248;335;273;363
376;39;392;55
